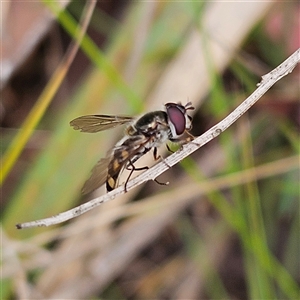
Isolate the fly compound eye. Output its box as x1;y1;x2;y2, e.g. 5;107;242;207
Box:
165;103;186;136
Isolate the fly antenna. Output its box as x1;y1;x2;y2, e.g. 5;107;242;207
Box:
185;101;194;111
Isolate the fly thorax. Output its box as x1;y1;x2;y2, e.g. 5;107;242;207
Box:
126;124;137;136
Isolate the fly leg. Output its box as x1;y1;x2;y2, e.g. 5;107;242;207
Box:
185;131;200;147
153;147;161;160
185;130;195;142
170;131;197;150
153;146;171;169
166;144;174;153
124;157;168;192
152;147;170;187
125;160;149;192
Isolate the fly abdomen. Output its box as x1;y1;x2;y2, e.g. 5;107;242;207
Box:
106;141;151;191
106;149;130;191
106;173;118;191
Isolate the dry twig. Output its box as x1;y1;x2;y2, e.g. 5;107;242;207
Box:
16;48;300;229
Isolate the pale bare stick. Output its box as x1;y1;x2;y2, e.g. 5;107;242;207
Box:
16;48;300;229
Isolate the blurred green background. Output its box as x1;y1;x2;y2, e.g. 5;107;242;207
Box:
1;1;299;299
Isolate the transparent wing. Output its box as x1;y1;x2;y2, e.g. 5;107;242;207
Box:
81;156;111;194
70;115;134;133
82;135;152;194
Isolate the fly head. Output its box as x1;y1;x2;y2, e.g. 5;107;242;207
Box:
165;102;194;139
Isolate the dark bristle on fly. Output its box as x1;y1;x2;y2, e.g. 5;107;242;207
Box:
185;101;194;110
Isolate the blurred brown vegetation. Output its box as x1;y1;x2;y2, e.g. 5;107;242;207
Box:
1;1;299;299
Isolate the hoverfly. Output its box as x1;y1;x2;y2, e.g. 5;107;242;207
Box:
70;102;194;194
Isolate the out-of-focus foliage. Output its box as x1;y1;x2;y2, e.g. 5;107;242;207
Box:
1;1;299;299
